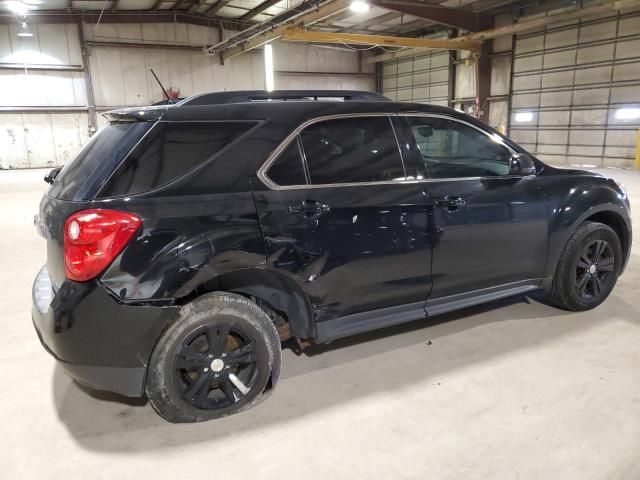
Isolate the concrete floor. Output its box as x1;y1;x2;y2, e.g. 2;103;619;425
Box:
1;167;639;479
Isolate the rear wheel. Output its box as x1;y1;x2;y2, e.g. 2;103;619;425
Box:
146;292;281;423
547;221;622;311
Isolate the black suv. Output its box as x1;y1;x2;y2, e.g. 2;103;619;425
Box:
32;90;632;423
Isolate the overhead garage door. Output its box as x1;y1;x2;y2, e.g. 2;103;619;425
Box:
382;50;450;106
509;11;640;168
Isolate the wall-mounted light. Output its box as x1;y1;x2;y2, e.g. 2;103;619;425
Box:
264;43;274;92
349;0;370;13
615;107;640;121
17;20;33;37
514;111;534;123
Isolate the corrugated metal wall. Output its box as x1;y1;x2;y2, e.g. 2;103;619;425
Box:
275;43;374;90
509;11;640;168
0;23;373;169
382;50;451;106
85;23;265;108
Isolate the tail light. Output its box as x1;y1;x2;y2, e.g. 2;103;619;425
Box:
64;209;142;282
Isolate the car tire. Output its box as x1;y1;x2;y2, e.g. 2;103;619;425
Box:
146;292;281;423
547;221;622;311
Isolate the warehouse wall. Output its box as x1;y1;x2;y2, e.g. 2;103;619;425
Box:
382;8;640;169
381;30;453;106
508;10;640;168
380;33;497;122
382;48;451;106
0;22;373;169
488;14;514;133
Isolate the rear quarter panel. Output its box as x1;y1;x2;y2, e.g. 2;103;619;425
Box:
97;192;266;302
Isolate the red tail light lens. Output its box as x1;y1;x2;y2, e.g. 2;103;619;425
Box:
64;209;142;282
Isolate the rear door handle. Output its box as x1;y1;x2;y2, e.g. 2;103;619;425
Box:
288;200;331;217
434;196;466;210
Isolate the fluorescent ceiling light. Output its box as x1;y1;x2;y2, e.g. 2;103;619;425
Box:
6;1;30;15
615;107;640;121
264;43;274;92
349;0;369;13
514;111;534;122
17;32;33;37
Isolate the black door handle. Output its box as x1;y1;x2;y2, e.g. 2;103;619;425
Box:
288;200;331;217
434;196;466;210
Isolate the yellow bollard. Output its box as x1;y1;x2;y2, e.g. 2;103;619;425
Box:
636;128;640;170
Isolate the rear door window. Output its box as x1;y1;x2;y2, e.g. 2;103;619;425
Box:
100;121;256;197
299;116;406;185
266;140;307;187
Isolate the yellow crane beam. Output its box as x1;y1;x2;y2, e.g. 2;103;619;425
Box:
280;28;482;52
215;0;352;60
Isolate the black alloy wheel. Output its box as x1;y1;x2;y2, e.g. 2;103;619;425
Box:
547;221;622;311
172;324;258;409
146;292;281;423
574;239;616;300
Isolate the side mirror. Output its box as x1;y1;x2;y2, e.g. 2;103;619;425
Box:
509;153;536;176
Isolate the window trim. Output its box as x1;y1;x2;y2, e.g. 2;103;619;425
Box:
97;119;261;199
400;113;519;180
258;112;530;191
259;113;408;190
265;135;310;187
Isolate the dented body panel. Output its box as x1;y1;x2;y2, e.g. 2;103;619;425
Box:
32;95;632;398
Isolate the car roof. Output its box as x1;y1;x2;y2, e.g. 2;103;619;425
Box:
104;90;465;125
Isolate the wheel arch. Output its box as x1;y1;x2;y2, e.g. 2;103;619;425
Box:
184;268;315;339
545;202;631;282
584;210;630;268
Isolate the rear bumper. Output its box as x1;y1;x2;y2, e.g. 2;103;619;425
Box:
31;265;179;397
32;311;146;397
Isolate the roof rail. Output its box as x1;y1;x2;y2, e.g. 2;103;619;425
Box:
179;90;389;106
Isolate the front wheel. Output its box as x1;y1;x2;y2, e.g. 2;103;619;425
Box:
547;221;622;311
146;292;281;423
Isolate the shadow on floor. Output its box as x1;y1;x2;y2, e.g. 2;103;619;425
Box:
51;291;639;453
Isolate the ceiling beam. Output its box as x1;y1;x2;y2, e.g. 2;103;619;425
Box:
321;7;357;23
281;28;482;51
382;18;433;33
211;0;352;60
365;0;640;64
172;0;187;10
369;0;493;31
206;0;233;14
337;11;403;32
464;0;639;41
0;10;250;29
239;0;281;21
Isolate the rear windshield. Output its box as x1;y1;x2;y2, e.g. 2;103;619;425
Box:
98;121;256;197
48;122;152;201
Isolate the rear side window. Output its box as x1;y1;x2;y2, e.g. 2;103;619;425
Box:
49;122;152;201
100;121;256;197
299;117;405;185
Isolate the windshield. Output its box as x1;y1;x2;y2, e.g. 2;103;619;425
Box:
48;122;153;201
